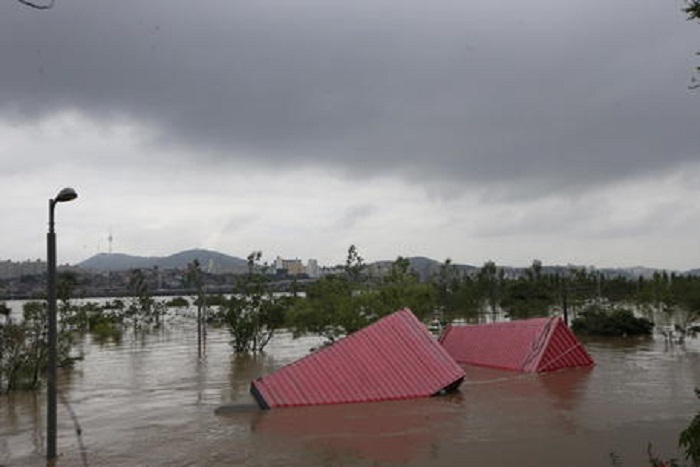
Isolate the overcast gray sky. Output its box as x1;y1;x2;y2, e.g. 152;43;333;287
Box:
1;0;698;269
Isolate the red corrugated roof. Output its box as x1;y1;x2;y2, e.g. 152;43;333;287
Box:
438;317;594;373
250;309;466;408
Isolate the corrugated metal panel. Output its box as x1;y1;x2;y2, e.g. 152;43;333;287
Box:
535;318;594;372
438;318;549;371
250;308;466;408
438;317;594;373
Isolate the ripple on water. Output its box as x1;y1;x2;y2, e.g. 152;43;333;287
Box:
1;326;698;467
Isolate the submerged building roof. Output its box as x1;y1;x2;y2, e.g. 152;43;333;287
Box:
250;308;465;409
438;317;594;373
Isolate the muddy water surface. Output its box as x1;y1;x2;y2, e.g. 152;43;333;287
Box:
1;319;698;467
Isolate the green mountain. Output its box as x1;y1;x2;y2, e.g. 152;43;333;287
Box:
368;256;478;281
78;249;248;273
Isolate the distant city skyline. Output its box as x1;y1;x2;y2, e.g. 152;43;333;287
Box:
1;248;695;276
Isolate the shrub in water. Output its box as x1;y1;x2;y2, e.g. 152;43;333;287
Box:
572;306;654;337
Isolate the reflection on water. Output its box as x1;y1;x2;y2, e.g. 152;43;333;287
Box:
1;321;698;467
250;395;464;463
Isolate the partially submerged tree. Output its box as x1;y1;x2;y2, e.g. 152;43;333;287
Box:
187;260;207;357
477;261;504;320
125;269;165;330
571;306;654;337
433;259;481;323
0;303;47;391
374;256;435;321
0;301;80;392
669;276;700;343
501;260;556;319
219;252;287;353
288;274;360;342
291;248;407;338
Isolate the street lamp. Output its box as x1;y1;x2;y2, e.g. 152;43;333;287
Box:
47;187;77;461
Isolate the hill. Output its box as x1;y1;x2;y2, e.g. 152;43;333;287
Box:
76;249;684;280
368;256;478;281
78;249;248;273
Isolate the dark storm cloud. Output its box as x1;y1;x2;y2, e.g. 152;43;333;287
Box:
335;203;377;230
1;0;697;195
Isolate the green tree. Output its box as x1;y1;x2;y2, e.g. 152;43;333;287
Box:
187;260;207;356
502;280;553;319
0;301;79;392
669;276;700;343
501;259;555;319
55;270;83;362
219;252;287;353
477;261;504;320
560;268;607;321
679;387;700;466
126;269;165;329
571;306;653;337
625;273;700;343
0;303;46;391
57;270;79;312
344;244;365;283
290;253;435;341
435;259;458;311
433;259;481;323
599;275;637;305
288;245;374;342
288;274;364;342
652;272;675;313
686;0;700;19
374;256;435;321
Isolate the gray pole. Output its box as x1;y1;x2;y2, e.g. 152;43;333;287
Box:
45;187;77;461
47;199;57;460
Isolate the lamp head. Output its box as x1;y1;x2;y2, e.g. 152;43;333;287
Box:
54;187;78;203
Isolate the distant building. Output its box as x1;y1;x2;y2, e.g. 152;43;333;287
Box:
0;259;46;279
274;256;306;276
306;259;320;278
321;265;345;276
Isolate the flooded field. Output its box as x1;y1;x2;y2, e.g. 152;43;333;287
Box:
1;314;699;467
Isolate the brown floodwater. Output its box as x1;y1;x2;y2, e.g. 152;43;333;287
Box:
1;315;698;467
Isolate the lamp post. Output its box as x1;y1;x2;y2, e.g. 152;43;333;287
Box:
47;187;77;461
